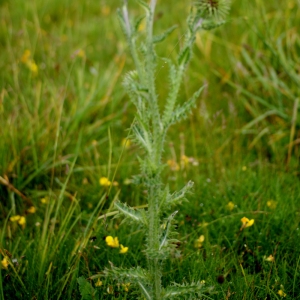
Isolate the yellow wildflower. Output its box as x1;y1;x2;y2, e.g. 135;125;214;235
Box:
167;159;180;171
21;50;31;63
95;278;103;287
277;290;286;297
181;155;190;165
76;49;85;58
267;200;277;209
242;166;247;171
264;254;275;262
122;283;130;292
240;217;254;229
21;50;38;75
200;280;206;284
18;216;26;228
41;197;49;204
27;61;38;75
10;215;21;222
120;244;128;254
105;236;119;248
101;5;111;16
1;257;9;269
99;177;111;186
27;206;36;214
226;201;235;211
245;219;254;227
195;235;205;248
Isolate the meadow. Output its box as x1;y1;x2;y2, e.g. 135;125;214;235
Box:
0;0;300;299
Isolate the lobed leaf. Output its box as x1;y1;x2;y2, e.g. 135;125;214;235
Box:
159;211;178;251
114;200;147;225
166;181;194;207
162;281;214;299
168;86;204;127
153;25;178;44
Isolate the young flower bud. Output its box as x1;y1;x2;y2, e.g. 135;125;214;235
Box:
196;0;231;20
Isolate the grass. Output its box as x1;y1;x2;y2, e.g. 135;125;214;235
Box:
0;0;299;299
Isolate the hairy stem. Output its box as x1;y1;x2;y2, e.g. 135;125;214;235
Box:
147;178;161;299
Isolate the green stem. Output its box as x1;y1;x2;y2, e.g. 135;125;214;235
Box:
146;0;161;165
148;179;162;299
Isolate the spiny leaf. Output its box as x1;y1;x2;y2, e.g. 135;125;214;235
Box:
132;122;152;154
162;62;185;126
117;8;131;39
153;25;178;44
178;46;191;67
166;180;194;206
137;281;153;300
114;200;147;225
168;86;204;126
159;211;178;250
104;264;150;283
162;281;214;299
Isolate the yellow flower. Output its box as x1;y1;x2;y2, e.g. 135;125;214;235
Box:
226;201;235;211
195;235;205;248
41;197;49;204
245;219;254;227
10;215;21;222
167;159;180;171
267;200;277;209
27;206;36;214
240;217;254;229
264;254;275;262
76;49;85;58
21;50;31;63
99;177;111;187
1;257;9;269
101;5;111;16
181;155;190;165
18;216;26;228
120;244;128;254
27;61;38;75
122;283;130;292
242;166;247;171
95;278;103;287
277;290;286;297
105;236;119;248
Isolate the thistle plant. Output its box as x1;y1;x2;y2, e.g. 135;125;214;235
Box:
102;0;231;299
